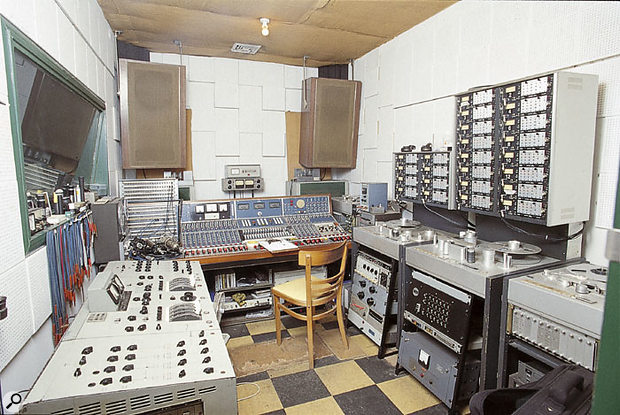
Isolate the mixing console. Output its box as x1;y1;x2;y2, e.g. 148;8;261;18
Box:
180;195;350;260
22;259;237;415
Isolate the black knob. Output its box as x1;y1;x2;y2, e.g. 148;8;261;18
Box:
369;286;376;294
367;298;375;306
357;292;365;300
359;280;366;288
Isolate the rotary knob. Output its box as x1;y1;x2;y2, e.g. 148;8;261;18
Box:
357;292;365;300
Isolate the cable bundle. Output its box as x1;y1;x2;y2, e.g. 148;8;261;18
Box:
45;211;94;344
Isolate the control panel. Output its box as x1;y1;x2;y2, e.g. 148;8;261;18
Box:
403;270;473;353
180;195;349;259
394;150;456;209
507;262;607;370
22;259;237;415
21;331;236;415
456;88;496;213
349;251;396;346
455;71;598;225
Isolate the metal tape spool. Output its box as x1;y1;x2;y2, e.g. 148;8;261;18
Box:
484;240;541;255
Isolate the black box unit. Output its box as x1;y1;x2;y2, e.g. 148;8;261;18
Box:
92;197;126;264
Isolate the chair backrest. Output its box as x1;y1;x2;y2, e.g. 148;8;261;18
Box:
298;242;348;307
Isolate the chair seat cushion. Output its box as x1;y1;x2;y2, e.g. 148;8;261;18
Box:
272;276;328;304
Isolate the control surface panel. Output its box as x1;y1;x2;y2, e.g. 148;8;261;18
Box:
180;195;350;261
507;262;607;370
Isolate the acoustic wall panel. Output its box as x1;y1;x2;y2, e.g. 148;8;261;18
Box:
120;59;186;168
299;77;362;168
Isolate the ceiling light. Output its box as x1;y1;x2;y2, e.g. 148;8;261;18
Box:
260;18;270;36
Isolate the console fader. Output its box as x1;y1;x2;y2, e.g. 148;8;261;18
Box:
180;195;350;259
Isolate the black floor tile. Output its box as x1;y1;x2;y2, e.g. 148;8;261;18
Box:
262;410;286;415
346;324;362;336
252;330;291;343
334;385;401;415
409;403;450;415
237;371;270;383
280;316;307;329
322;320;340;331
314;355;340;368
355;356;405;384
271;369;331;407
222;323;250;338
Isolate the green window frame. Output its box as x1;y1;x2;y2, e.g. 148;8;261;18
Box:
1;17;106;253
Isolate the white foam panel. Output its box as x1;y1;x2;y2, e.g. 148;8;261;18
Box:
191;131;216;180
239;85;262;133
432;10;460;97
261;111;286;157
34;0;59;59
433;97;457;148
363;95;379;149
377;106;394;160
193;180;222;200
186;82;215;131
410;26;435;103
214;108;239;156
378;40;396;108
213;57;238;84
56;10;75;74
263;86;285;111
392;31;414;107
0;261;34;371
57;0;78;24
239;60;283;88
239;132;263;163
214;81;239;109
576;3;620;65
362;148;379;182
285;65;304;89
25;247;52;331
456;2;491;92
393;105;415;152
188;55;215;82
285;88;302;112
73;34;89;86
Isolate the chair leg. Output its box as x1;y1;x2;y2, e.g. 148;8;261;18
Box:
307;306;314;369
274;294;282;345
336;295;348;349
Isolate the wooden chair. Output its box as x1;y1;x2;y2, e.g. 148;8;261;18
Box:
271;242;349;368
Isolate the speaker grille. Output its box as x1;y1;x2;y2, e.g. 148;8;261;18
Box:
121;60;186;168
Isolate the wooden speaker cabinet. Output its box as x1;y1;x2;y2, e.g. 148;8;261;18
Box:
300;78;362;168
120;59;186;169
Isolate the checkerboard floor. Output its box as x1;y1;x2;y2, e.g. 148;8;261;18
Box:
224;315;471;415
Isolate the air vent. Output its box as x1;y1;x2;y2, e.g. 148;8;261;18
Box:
77;402;101;415
230;43;262;55
130;395;150;410
154;392;174;405
52;408;74;415
105;400;127;415
176;388;196;400
199;386;217;395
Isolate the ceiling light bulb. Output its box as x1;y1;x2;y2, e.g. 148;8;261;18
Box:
260;17;270;37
